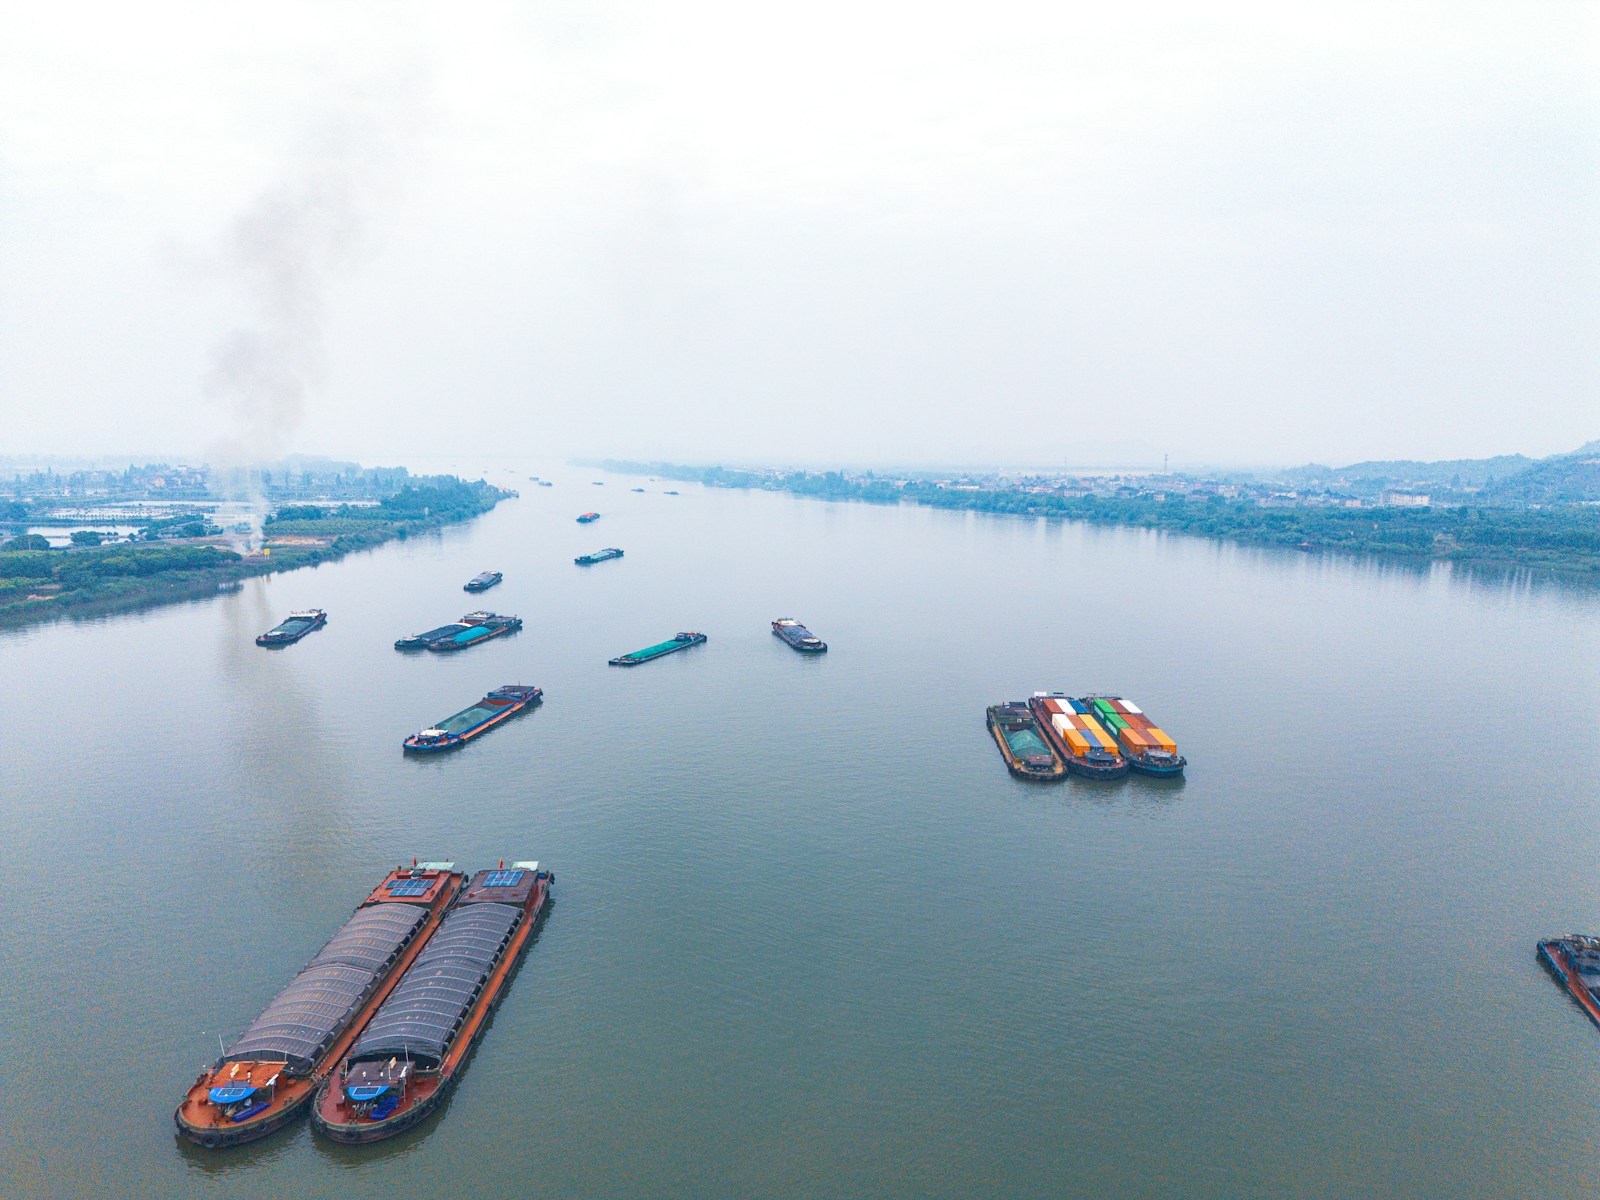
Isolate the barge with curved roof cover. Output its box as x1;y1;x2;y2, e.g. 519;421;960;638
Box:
255;609;326;647
174;863;464;1148
425;612;522;653
403;684;542;753
608;631;706;666
772;618;826;653
575;547;624;566
313;862;554;1143
463;571;502;593
1538;935;1600;1030
986;702;1066;781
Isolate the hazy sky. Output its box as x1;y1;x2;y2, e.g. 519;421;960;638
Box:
1;1;1595;469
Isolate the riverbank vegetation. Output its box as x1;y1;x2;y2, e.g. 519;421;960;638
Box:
603;461;1600;578
0;475;510;628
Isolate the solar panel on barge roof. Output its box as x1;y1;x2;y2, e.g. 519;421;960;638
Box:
482;869;525;888
386;879;431;897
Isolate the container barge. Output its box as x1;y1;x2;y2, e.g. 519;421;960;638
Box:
255;609;326;647
463;571;502;593
772;618;827;653
1082;695;1186;776
608;631;707;667
576;547;624;566
403;684;543;753
986;702;1066;781
577;512;600;523
312;862;554;1143
1029;694;1129;779
174;863;464;1148
1538;935;1600;1029
426;611;521;653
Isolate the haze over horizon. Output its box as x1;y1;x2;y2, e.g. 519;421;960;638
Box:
1;1;1595;470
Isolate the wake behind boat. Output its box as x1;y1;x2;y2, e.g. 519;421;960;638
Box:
174;862;464;1148
312;861;554;1143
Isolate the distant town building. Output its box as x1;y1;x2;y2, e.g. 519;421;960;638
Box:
1381;491;1431;507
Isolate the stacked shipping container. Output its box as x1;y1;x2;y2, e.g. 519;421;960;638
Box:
1085;697;1178;755
1034;697;1121;759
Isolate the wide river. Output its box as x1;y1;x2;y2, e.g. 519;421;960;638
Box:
2;461;1598;1199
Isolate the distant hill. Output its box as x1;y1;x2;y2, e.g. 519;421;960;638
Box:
1480;443;1600;504
1283;441;1600;503
1283;453;1536;488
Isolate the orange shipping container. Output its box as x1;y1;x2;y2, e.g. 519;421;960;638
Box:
1145;726;1177;752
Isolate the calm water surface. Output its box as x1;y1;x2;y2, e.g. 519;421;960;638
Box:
2;462;1598;1199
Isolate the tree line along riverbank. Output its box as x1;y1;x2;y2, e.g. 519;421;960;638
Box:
600;461;1600;579
0;476;510;629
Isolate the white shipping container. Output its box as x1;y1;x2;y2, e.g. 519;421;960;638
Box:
1120;700;1143;715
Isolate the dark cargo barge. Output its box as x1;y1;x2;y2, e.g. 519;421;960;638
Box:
986;702;1066;781
255;609;326;647
174;863;464;1148
403;684;542;753
395;610;518;651
426;611;521;652
1538;935;1600;1029
576;547;624;566
312;862;554;1143
463;571;502;592
771;617;827;653
608;631;707;666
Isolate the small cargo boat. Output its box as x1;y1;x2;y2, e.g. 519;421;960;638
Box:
663;490;679;495
1538;935;1600;1029
403;684;542;753
986;702;1066;780
575;547;624;566
463;571;503;593
631;487;645;493
174;862;464;1148
1082;695;1186;776
608;631;707;667
538;481;553;487
426;612;522;653
255;609;326;647
577;512;600;523
1029;693;1130;779
312;861;554;1143
772;617;827;653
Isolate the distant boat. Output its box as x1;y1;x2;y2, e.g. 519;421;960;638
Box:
663;490;679;496
538;481;553;487
463;571;502;592
631;487;645;493
771;618;827;653
255;609;326;647
608;632;707;667
576;512;600;523
575;548;624;566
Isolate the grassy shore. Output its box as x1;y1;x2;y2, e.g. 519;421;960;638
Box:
0;477;510;630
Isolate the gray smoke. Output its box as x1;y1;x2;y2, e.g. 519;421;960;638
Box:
204;112;399;550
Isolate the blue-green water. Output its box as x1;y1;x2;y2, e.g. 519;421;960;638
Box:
2;460;1598;1199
